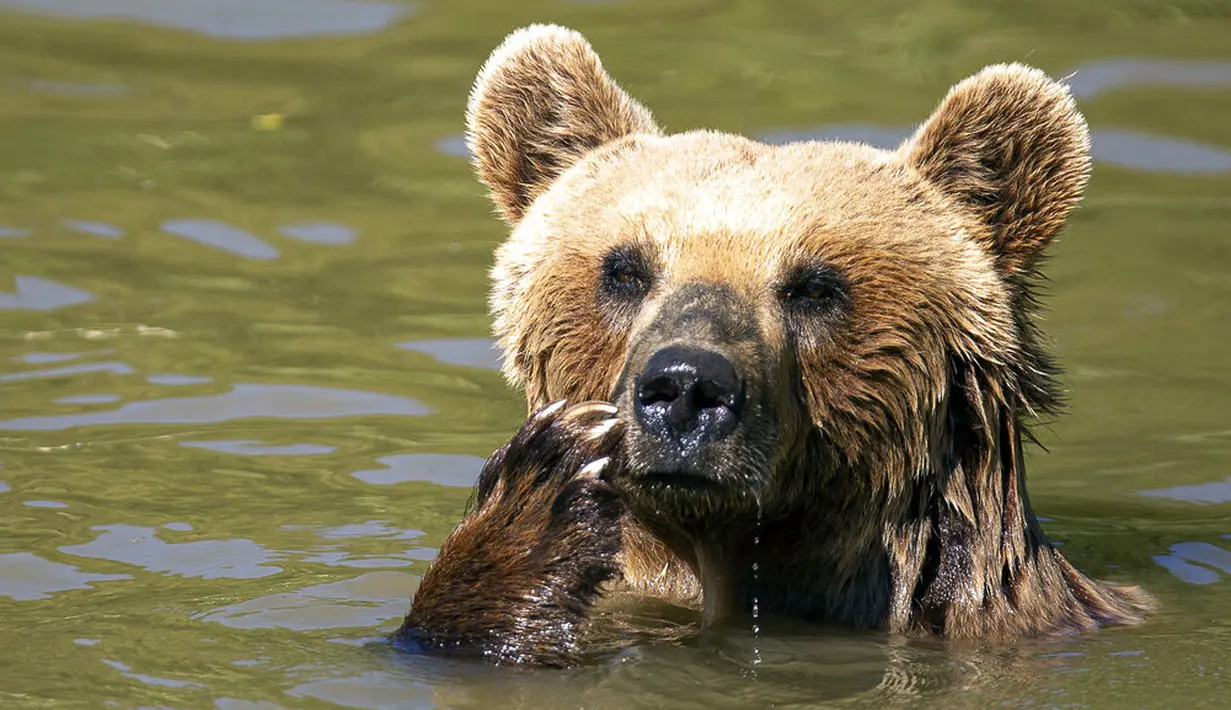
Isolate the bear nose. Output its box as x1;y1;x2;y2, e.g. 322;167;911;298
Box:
634;345;746;448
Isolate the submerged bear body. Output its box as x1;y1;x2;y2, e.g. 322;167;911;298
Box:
398;25;1152;666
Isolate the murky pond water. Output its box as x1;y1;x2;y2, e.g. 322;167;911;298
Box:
2;1;1230;708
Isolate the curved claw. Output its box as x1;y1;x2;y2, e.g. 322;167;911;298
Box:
575;456;611;481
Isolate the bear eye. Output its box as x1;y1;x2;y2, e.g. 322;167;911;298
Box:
780;264;849;314
600;245;654;302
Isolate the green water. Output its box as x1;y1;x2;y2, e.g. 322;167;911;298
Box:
1;1;1229;708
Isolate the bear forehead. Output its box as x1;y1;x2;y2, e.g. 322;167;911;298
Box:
525;130;1000;299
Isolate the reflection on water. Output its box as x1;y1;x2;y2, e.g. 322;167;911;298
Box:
101;658;204;690
213;698;290;710
162;219;280;260
1;2;1229;709
0;382;431;430
202;570;413;630
147;373;213;386
17;351;83;364
61;218;124;239
181;439;337;456
278;221;356;245
1;360;133;381
301;547;431;568
1067;58;1231;98
1142;476;1231;503
280;521;434;567
24;499;70;508
300;521;424;541
1093;129;1231;173
436;135;470;159
398;338;503;371
61;524;285;579
56;393;122;404
0;275;94;311
1154;541;1231;584
0;0;411;40
0;552;130;601
352;453;485;487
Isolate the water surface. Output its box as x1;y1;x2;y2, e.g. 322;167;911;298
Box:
1;1;1229;708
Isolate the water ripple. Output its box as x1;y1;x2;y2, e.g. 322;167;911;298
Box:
147;373;212;386
56;393;122;405
305;521;424;541
61;524;284;579
0;552;130;601
61;218;124;239
352;453;484;487
277;221;356;245
162;219;279;260
1;361;134;382
1094;129;1231;173
1067;58;1231;99
0;276;94;311
17;352;83;364
181;440;337;456
1141;477;1231;504
200;570;412;630
101;659;203;689
0;382;431;431
215;698;291;710
398;337;502;371
0;0;413;41
1154;541;1231;585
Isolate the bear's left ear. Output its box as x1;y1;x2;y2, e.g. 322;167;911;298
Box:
466;25;662;225
899;64;1090;282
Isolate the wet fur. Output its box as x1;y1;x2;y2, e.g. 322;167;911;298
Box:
399;25;1153;666
399;402;626;667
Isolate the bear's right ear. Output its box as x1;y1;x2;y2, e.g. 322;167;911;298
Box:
466;25;661;225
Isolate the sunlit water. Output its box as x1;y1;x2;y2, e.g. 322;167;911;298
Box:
2;1;1230;708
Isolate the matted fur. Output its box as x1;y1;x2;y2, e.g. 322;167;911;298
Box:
399;25;1152;667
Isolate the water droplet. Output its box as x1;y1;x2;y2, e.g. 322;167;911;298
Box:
750;511;762;671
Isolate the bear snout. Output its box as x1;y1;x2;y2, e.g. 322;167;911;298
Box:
633;345;747;454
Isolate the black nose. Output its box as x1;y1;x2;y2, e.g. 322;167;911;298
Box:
634;345;746;449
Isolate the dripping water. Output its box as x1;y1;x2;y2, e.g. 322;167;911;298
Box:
750;494;762;674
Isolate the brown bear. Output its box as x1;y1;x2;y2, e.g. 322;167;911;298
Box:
397;24;1153;667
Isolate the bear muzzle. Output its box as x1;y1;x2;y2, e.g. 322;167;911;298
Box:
611;284;778;497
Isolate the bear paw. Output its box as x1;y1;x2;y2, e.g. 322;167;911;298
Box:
398;400;626;667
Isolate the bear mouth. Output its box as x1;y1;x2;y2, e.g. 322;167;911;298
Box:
614;410;771;502
635;469;726;492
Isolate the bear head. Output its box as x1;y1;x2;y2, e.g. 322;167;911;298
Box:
465;25;1149;632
